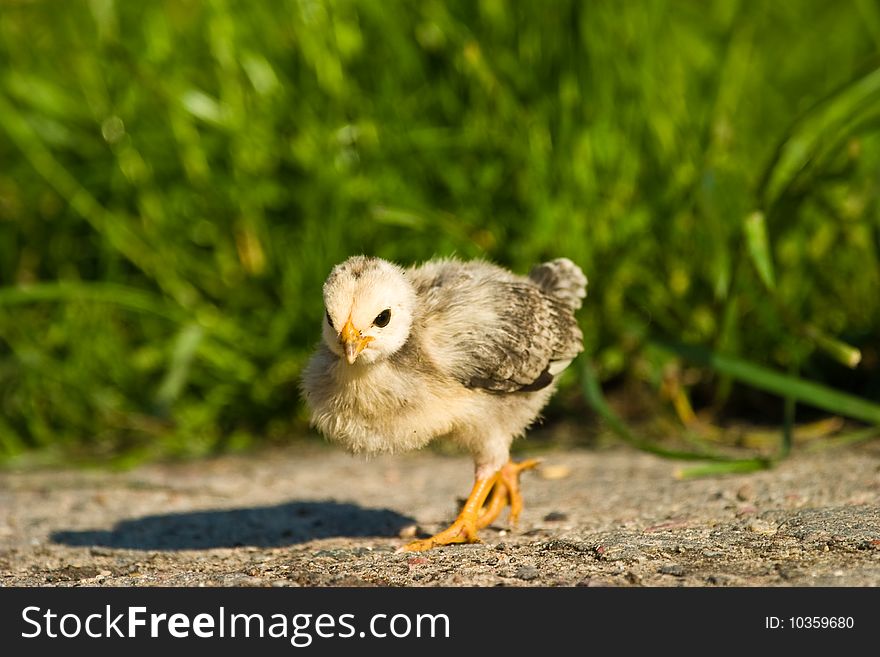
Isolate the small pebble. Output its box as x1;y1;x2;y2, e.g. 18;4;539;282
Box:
576;577;612;587
736;505;758;517
736;483;755;502
540;465;571;480
659;564;685;577
514;565;540;581
543;511;569;522
398;524;418;539
749;519;777;535
89;548;114;557
625;571;642;585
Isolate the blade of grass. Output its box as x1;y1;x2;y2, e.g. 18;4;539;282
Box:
651;340;880;424
758;63;880;208
743;210;776;291
581;359;772;469
155;322;204;412
675;460;771;479
0;414;26;457
806;424;880;452
0;281;185;321
0;92;198;308
802;325;862;368
0;281;258;356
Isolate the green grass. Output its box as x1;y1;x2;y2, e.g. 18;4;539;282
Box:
0;0;879;463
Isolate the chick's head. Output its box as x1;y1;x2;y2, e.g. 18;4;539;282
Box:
322;256;416;365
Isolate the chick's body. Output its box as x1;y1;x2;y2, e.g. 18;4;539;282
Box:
301;256;586;549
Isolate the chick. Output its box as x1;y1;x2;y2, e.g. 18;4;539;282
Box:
301;256;586;551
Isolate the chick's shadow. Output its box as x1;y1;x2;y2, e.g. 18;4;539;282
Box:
51;501;415;550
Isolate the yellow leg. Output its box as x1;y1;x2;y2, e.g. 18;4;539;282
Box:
476;480;509;529
401;474;498;552
499;458;540;525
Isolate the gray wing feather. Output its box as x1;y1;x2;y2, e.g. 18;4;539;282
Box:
410;260;584;394
528;258;588;310
463;281;583;392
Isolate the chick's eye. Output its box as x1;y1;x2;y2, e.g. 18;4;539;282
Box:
373;309;391;327
325;310;334;330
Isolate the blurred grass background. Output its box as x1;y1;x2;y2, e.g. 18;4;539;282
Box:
1;0;879;465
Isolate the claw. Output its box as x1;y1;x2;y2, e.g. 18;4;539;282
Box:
401;458;541;551
502;458;540;525
400;474;495;552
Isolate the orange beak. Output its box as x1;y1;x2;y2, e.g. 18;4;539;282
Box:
339;318;373;364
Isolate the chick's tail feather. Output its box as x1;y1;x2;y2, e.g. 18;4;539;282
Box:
528;258;588;310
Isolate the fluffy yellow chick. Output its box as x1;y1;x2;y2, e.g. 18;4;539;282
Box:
301;256;586;550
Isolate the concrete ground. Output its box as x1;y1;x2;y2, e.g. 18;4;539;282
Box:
1;441;879;586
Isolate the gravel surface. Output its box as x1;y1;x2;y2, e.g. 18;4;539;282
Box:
2;442;879;587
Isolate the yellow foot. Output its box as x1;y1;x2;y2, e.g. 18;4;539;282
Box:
402;458;541;551
400;516;481;552
400;474;497;552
